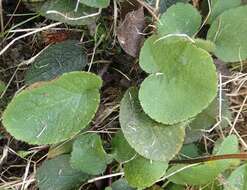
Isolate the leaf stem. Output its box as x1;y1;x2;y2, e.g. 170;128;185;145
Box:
170;153;247;164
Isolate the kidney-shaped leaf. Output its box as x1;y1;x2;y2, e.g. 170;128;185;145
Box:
37;155;90;190
158;3;201;37
139;37;217;124
120;87;186;161
2;72;102;145
124;155;168;189
25;40;87;84
39;0;97;25
79;0;110;8
168;135;239;185
224;164;247;190
70;133;108;175
207;6;247;62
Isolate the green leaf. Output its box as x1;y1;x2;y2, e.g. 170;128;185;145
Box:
224;164;247;190
70;133;108;175
208;0;241;23
111;130;136;163
139;36;217;124
120;87;186;162
79;0;110;8
124;155;168;189
2;72;102;145
109;178;136;190
0;80;5;95
184;98;218;144
37;155;89;190
194;38;216;53
168;135;239;185
145;0;189;13
25;40;87;85
39;0;98;26
185;96;232;144
158;3;201;37
207;6;247;62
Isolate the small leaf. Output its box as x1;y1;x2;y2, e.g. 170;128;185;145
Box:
145;0;189;13
208;0;241;23
185;96;231;144
120;87;186;161
39;0;97;26
139;36;217;124
111;130;136;163
158;3;201;37
194;38;216;53
48;140;73;159
207;6;247;62
168;135;239;185
224;164;247;190
70;133;108;175
124;155;168;189
117;7;145;57
109;178;136;190
25;40;87;84
37;155;89;190
0;80;5;95
2;72;102;145
79;0;110;8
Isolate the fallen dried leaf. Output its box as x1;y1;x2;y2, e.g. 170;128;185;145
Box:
117;7;145;57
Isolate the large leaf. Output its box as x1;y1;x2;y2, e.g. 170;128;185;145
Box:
207;6;247;62
79;0;110;8
25;40;87;84
158;3;201;37
208;0;241;23
111;130;136;163
224;164;247;190
39;0;97;25
139;36;217;124
2;72;102;145
36;155;89;190
168;135;239;185
70;133;108;175
120;87;186;161
124;155;168;189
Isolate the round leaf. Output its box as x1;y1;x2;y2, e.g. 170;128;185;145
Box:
158;3;201;37
111;130;136;163
79;0;110;8
40;0;97;26
37;155;90;190
25;40;87;84
120;87;186;161
124;155;168;189
2;72;102;145
168;135;239;185
207;6;247;62
139;37;217;124
70;133;108;175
